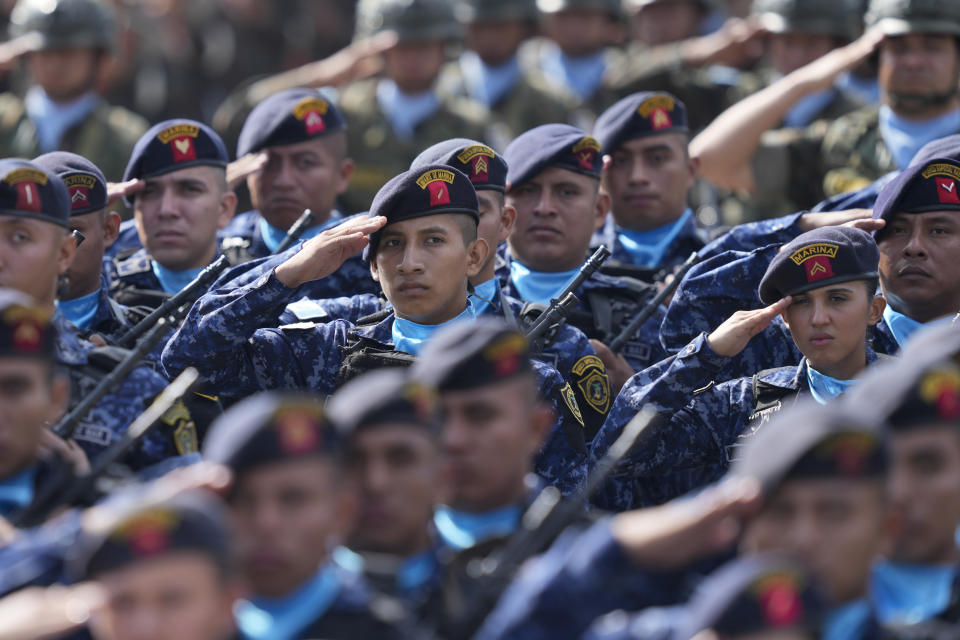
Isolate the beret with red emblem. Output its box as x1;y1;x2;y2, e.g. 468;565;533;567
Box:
77;491;231;579
123;119;229;187
732;400;888;494
366;164;479;258
411;138;508;193
328;368;442;438
33;151;107;216
237;88;346;157
0;288;55;361
887;359;960;429
593;91;689;155
874;157;960;232
758;226;879;305
675;554;825;639
411;317;533;391
202;392;342;476
504;123;603;188
0;158;70;228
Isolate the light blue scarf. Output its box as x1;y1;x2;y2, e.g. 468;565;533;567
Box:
434;504;523;551
784;88;838;129
151;261;205;295
878;104;960;170
460;51;521;107
376;79;441;140
509;261;579;305
469;277;500;315
616;208;694;268
539;43;606;102
0;466;36;517
837;72;880;106
871;560;955;625
259;213;342;254
24;87;99;153
57;289;101;330
332;546;437;597
806;365;858;404
822;599;872;640
235;564;340;640
392;302;476;355
881;304;956;348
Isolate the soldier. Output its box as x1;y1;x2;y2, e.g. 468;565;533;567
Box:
0;157;198;473
340;0;490;213
33;152;136;342
202;392;404;638
0;0;149;182
74;492;239;640
625;0;717;47
109;119;237;311
591;226;886;510
591;91;707;277
160;166;588;495
327;369;447;612
439;0;575;144
501;123;665;374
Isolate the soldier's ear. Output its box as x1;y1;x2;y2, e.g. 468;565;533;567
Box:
593;191;611;231
465;238;489;279
868;295;886;325
56;228;77;276
336;159;355;196
101;211;122;248
369;256;381;282
498;203;517;244
216;191;238;230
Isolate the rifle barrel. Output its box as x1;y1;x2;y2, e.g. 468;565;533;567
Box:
274;209;315;254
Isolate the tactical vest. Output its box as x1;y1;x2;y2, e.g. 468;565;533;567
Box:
572;278;657;366
109;248;171;311
334;310;415;389
724;370;806;463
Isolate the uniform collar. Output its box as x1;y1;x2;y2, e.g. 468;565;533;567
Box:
509;261;580;305
434;503;523;551
538;42;606;101
878;104;960;170
871;560;956;625
24;87;99;153
236;563;341;640
376;79;441;140
615;208;694;268
882;304;954;347
151;261;206;295
391;301;476;355
57;288;101;331
460;51;522;107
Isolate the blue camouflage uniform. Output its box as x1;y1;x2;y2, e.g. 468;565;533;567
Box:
590;210;704;281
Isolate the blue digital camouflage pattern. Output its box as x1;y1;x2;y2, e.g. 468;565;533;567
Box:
81;272;138;343
55;313;199;473
590;333;882;511
107;247;170;310
591;213;706;279
159;271;588;495
696;211;805;262
0;510;82;596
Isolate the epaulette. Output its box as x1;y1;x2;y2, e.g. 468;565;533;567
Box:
278;321;319;331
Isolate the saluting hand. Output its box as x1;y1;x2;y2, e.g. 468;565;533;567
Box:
274;215;387;289
706;296;792;358
105;178;145;206
226;152;268;191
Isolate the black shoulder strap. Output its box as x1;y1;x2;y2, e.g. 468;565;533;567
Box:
335;330;415;389
751;368;798;416
356;308;394;327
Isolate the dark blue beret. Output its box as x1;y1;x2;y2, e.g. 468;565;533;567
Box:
874;157;960;229
203;392;342;476
328;369;442;439
411;317;533;391
237;88;346;157
0;288;55;361
910;135;960;167
33;151;107;216
78;491;230;579
0;158;70;228
123;119;229;186
367;164;479;257
888;359;960;430
411;138;508;193
593;91;689;154
503;124;603;188
758;226;879;305
732;400;888;494
677;554;824;638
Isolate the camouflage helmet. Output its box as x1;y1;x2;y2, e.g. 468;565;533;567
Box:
865;0;960;37
355;0;462;43
537;0;623;16
9;0;116;52
455;0;539;24
752;0;862;40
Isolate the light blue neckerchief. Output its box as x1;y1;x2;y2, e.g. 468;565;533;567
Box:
235;564;340;640
0;466;36;517
469;277;500;315
331;546;437;596
881;305;955;347
616;208;694;268
24;87;99;153
539;43;606;102
376;79;441;140
151;261;205;295
460;51;521;108
434;504;523;551
57;288;101;331
392;302;476;355
836;72;880;106
822;599;872;640
878;104;960;170
806;365;858;405
509;261;580;305
259;213;342;254
783;88;838;129
871;560;955;625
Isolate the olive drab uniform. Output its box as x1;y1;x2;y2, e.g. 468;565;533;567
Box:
820;105;897;197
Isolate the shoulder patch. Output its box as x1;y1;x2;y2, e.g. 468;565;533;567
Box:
572;355;611;415
278;321;320;331
159;400;198;455
115;252;152;277
560;382;584;427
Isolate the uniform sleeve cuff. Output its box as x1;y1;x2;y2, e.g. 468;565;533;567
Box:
677;332;729;372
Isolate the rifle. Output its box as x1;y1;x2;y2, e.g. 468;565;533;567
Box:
116;255;231;348
273;208;315;255
608;252;700;354
13;368;200;528
524;245;611;344
53;319;172;439
448;406;660;638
